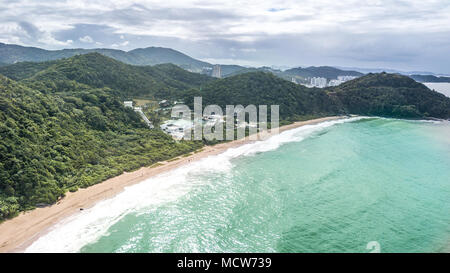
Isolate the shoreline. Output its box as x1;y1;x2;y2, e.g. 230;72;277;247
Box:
0;116;343;253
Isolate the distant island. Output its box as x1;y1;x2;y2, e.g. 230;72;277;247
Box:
409;74;450;83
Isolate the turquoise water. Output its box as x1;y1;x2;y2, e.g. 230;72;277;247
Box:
28;118;450;253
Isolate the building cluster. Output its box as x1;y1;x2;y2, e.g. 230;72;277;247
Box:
309;77;328;88
298;75;359;88
160;114;224;140
328;76;359;87
200;65;222;78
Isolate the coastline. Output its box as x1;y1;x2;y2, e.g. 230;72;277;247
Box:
0;116;343;253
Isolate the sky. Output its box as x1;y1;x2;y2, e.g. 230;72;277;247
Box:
1;0;450;74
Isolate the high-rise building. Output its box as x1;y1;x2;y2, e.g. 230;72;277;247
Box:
310;77;327;88
212;65;222;78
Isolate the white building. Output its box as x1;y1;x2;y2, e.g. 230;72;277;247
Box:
310;77;328;88
337;75;358;82
212;65;222;78
124;101;133;108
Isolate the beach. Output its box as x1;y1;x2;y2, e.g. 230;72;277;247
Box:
0;116;343;253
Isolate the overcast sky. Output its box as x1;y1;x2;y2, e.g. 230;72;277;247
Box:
1;0;450;73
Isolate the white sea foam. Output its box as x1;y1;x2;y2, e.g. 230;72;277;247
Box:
25;116;365;253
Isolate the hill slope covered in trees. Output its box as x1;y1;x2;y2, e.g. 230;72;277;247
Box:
284;66;363;79
0;74;203;220
183;72;343;120
0;53;213;99
331;73;450;118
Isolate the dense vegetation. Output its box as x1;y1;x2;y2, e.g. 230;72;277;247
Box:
0;54;216;220
227;66;364;82
182;72;342;120
0;74;204;220
284;66;363;79
0;54;449;221
0;60;59;81
331;73;450;119
183;71;450;120
1;53;213;99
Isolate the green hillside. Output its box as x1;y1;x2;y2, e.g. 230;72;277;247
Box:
182;72;344;120
330;73;450;118
284;66;363;79
0;75;203;220
128;47;210;70
0;61;59;81
183;71;450;120
1;53;213;99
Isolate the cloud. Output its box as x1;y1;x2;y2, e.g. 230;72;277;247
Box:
0;0;449;73
79;35;94;43
13;21;73;46
111;40;129;47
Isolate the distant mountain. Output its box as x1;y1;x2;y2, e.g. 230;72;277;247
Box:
224;66;284;78
0;53;213;99
218;64;248;76
127;47;211;70
284;66;363;79
227;66;363;81
0;43;244;76
409;74;450;83
334;66;440;76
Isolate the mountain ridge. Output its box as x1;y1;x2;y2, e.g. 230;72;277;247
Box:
284;66;364;79
0;53;213;99
0;42;245;76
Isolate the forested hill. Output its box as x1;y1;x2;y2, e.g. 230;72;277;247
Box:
0;60;59;81
330;73;450;119
0;53;213;99
182;72;343;120
0;74;204;220
183;71;450;119
284;66;363;79
0;43;204;66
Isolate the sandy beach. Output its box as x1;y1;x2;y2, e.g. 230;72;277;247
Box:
0;116;343;253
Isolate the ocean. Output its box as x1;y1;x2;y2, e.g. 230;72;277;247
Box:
26;117;450;253
423;82;450;98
